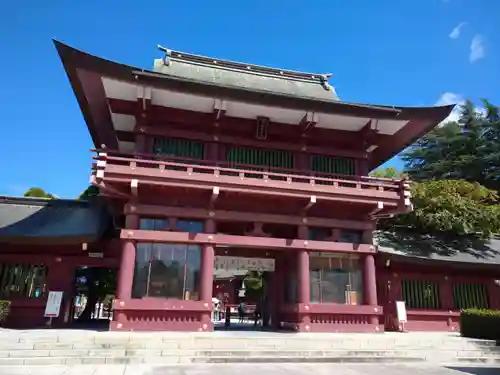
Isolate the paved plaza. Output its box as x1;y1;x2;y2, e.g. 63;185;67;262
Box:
0;364;498;375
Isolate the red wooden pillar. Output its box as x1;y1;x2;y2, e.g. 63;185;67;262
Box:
114;214;139;331
297;251;310;303
296;150;310;172
356;158;369;176
439;276;455;330
135;134;147;153
487;279;500;309
296;225;310;330
271;255;284;329
46;258;76;327
199;219;215;330
363;254;378;325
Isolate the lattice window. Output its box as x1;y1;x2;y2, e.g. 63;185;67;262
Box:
152;138;205;159
0;264;47;299
311;155;356;176
226;147;293;169
402;279;441;309
453;283;489;310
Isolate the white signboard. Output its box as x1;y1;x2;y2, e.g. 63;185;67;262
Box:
44;291;64;318
214;256;275;272
396;300;407;323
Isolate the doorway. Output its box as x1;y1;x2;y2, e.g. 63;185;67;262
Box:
70;266;117;330
212;253;277;331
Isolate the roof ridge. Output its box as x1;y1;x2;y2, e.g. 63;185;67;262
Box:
157;45;332;84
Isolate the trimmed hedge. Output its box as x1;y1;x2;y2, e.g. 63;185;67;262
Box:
0;301;10;325
460;308;500;340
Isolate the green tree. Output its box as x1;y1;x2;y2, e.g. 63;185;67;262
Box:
377;180;500;256
23;187;55;199
380;180;500;237
370;167;405;179
243;271;264;300
401;100;500;190
78;185;99;200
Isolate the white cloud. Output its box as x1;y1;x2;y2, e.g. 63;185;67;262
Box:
449;22;467;39
469;35;486;63
435;92;464;124
435;92;487;125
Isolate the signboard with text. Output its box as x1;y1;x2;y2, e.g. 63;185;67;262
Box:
214;256;275;272
396;300;407;324
44;291;63;318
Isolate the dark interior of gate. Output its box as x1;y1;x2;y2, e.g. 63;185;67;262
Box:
212;247;281;331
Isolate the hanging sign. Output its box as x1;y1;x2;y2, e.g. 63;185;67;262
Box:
214;256;275;272
44;291;64;318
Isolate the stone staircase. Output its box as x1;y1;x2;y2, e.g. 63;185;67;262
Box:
0;330;499;366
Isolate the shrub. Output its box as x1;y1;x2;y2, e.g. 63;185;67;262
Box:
460;308;500;340
0;301;11;325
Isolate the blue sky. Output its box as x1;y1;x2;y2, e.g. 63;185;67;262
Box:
0;0;498;198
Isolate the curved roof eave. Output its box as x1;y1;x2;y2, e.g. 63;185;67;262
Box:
53;40;454;121
54;40;454;162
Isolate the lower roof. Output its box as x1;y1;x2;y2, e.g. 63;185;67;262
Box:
0;196;111;245
375;231;500;268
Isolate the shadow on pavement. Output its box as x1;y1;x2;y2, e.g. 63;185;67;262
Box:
446;367;500;375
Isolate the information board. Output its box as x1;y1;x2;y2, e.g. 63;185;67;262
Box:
396;300;407;323
44;291;64;318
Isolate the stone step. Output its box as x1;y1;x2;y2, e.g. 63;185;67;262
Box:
0;348;499;357
0;339;497;351
1;331;498;365
0;353;499;366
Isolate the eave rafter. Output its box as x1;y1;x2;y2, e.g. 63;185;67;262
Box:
358;119;379;153
210;186;219;207
135;86;152;132
300;112;318;133
213;99;227;126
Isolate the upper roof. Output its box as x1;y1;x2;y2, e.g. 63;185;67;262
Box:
54;40;454;169
375;231;500;268
0;196;111;245
153;46;339;102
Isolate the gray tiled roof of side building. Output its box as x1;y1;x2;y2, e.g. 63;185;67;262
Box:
0;196;111;243
153;47;340;102
375;230;500;266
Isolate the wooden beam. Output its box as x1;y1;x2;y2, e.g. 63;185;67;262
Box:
134;86;152;132
130;179;139;196
305;195;316;211
358;119;379;153
124;203;375;230
213;99;227;123
101;166;401;205
244;222;270;237
369;201;384;216
127;126;365;159
300;112;318;133
96;181;131;200
210;186;219;205
120;229;377;254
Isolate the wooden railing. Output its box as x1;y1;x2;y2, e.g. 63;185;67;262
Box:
92;149;408;195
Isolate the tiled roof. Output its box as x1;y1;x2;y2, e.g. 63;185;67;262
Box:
153;47;339;102
0;196;111;244
375;231;500;266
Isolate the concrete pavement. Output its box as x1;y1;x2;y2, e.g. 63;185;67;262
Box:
0;363;497;375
